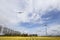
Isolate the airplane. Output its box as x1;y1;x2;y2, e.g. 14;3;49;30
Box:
17;11;23;14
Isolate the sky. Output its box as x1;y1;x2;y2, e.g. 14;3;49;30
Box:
0;0;60;36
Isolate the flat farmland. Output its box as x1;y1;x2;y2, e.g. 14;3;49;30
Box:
0;36;60;40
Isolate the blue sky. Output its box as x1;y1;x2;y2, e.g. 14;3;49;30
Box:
0;0;60;36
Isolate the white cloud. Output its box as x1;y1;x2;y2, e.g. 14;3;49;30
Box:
0;0;60;24
47;24;60;36
28;24;60;36
16;0;60;24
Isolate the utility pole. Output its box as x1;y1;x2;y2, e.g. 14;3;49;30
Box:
44;24;47;36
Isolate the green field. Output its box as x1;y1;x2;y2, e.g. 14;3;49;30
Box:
0;36;60;40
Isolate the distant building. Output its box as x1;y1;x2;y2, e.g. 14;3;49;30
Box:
0;25;4;35
0;25;21;35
